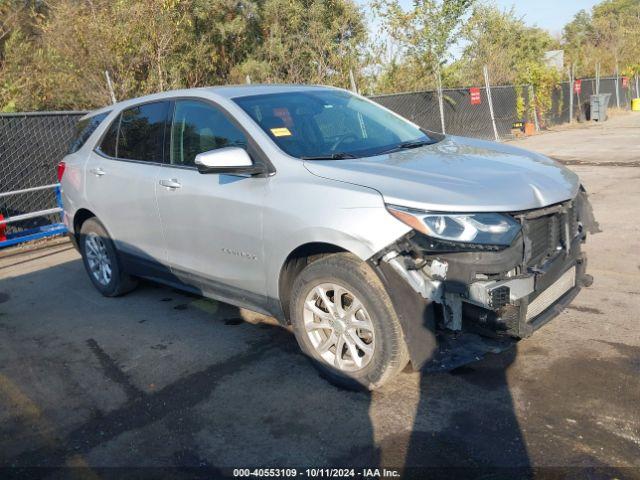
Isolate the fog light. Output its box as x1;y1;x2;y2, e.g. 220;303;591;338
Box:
489;286;510;309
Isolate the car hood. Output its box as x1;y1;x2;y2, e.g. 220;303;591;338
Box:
303;136;580;212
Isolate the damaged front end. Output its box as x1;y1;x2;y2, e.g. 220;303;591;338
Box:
371;188;598;371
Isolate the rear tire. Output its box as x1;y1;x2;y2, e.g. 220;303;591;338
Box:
290;253;409;390
79;218;137;297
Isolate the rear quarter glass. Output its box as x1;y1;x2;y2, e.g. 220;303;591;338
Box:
98;113;120;157
68;112;110;154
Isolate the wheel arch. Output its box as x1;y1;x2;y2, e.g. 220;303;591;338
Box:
278;242;351;322
73;208;97;236
72;209;117;252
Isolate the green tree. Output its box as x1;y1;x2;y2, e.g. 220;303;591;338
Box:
371;0;474;93
0;0;367;110
563;0;640;76
563;9;595;74
445;4;561;121
452;4;559;86
230;0;366;87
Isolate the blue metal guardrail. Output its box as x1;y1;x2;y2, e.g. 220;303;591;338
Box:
0;183;67;248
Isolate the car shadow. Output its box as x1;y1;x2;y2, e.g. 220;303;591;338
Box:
0;248;533;477
400;346;531;477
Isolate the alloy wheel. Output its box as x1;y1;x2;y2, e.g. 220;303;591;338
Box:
303;283;375;372
85;233;112;286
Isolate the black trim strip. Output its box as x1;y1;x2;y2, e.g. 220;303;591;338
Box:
170;266;275;316
119;251;281;319
93;150;165;166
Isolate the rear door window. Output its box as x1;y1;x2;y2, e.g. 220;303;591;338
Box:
68;112;110;154
117;101;171;162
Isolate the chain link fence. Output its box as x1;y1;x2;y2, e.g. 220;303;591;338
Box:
372;85;520;140
371;85;528;140
0;111;85;243
0;76;637;247
372;76;636;139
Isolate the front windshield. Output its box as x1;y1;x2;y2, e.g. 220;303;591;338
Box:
233;90;439;159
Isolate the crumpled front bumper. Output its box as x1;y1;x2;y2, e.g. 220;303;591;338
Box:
371;192;597;370
382;236;589;330
374;241;590;371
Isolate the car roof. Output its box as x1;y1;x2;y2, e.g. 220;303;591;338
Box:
83;84;340;119
206;84;337;98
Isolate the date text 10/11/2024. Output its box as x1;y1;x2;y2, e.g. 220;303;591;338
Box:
233;468;401;478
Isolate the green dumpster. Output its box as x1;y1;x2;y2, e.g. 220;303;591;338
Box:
590;93;612;121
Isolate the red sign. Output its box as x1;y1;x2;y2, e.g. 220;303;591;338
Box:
470;87;481;105
622;77;629;88
574;79;582;94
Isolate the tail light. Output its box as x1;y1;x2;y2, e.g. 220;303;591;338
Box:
0;214;6;242
57;161;66;182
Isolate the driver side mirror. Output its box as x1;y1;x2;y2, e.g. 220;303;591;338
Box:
194;147;263;175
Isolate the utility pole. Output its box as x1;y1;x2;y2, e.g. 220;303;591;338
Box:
436;64;446;135
615;63;620;108
104;71;116;105
530;85;540;132
568;64;574;124
349;69;358;94
483;65;499;142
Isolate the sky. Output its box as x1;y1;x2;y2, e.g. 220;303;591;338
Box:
360;0;604;61
492;0;602;35
363;0;603;36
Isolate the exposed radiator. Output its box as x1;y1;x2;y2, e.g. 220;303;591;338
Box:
525;202;579;267
526;266;576;320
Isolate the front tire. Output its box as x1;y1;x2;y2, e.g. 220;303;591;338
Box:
290;253;409;390
79;218;137;297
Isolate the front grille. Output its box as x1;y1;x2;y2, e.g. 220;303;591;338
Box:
524;200;580;267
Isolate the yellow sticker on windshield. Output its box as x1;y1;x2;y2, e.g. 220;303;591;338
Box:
270;127;292;137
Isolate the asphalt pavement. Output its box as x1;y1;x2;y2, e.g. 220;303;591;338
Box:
1;113;638;477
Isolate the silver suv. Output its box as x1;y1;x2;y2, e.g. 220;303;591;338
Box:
60;85;595;389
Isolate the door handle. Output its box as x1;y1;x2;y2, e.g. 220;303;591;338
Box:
159;179;182;189
90;167;105;177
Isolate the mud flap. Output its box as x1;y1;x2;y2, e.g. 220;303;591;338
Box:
373;260;438;370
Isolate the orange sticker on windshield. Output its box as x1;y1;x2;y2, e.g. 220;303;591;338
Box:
270;127;292;137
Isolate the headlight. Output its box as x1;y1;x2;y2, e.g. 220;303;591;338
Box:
386;205;521;246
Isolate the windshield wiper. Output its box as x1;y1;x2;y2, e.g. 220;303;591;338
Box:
379;139;434;155
398;139;434;149
300;152;359;160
